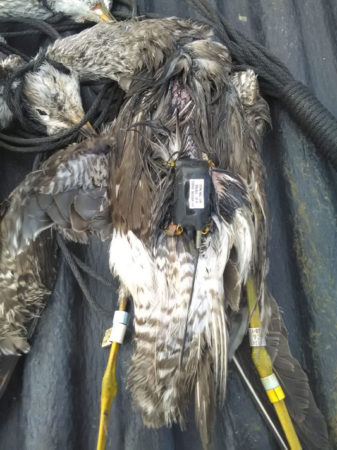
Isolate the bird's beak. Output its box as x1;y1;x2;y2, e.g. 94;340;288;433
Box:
79;121;97;137
90;2;117;22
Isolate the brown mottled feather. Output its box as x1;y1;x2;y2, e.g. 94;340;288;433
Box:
0;135;114;357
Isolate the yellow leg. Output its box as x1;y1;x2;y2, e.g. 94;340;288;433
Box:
96;297;128;450
96;341;119;450
246;278;302;450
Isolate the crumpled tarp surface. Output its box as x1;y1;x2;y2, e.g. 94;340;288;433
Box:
0;1;336;449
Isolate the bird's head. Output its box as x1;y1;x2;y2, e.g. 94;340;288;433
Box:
51;0;115;23
24;61;91;136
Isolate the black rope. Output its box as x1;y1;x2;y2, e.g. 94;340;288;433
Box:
280;82;337;166
0;16;61;40
186;0;337;169
0;16;120;314
1;4;337;167
3;49;49;135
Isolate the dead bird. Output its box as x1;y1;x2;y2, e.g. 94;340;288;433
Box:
1;18;213;134
44;18;214;89
0;35;328;449
0;55;96;136
23;61;89;135
0;1;116;133
0;0;117;131
0;0;114;23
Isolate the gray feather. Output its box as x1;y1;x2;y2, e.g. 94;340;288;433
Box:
195;353;215;449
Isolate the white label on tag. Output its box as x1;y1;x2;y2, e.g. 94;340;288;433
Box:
189;179;204;209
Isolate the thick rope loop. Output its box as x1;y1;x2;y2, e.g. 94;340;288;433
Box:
280;81;337;168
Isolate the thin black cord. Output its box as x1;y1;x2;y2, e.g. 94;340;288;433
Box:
0;41;29;61
2;5;337;166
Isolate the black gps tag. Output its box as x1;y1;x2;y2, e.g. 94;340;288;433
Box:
172;159;212;231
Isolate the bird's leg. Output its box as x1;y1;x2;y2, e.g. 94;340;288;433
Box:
117;282;130;310
97;283;130;450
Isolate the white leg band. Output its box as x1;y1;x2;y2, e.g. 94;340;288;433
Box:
109;322;127;344
260;373;280;390
249;327;266;347
113;310;129;325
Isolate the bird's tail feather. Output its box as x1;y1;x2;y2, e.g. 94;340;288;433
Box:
194;353;215;449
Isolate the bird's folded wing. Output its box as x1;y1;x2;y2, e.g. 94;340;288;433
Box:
2;135;114;257
45;18;214;88
0;227;57;398
0;135;115;378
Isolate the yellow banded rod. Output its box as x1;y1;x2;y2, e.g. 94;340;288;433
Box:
246;277;302;450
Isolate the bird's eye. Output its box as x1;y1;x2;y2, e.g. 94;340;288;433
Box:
36;109;48;116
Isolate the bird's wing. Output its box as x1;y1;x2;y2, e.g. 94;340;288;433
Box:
0;228;57;398
0;134;114;392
